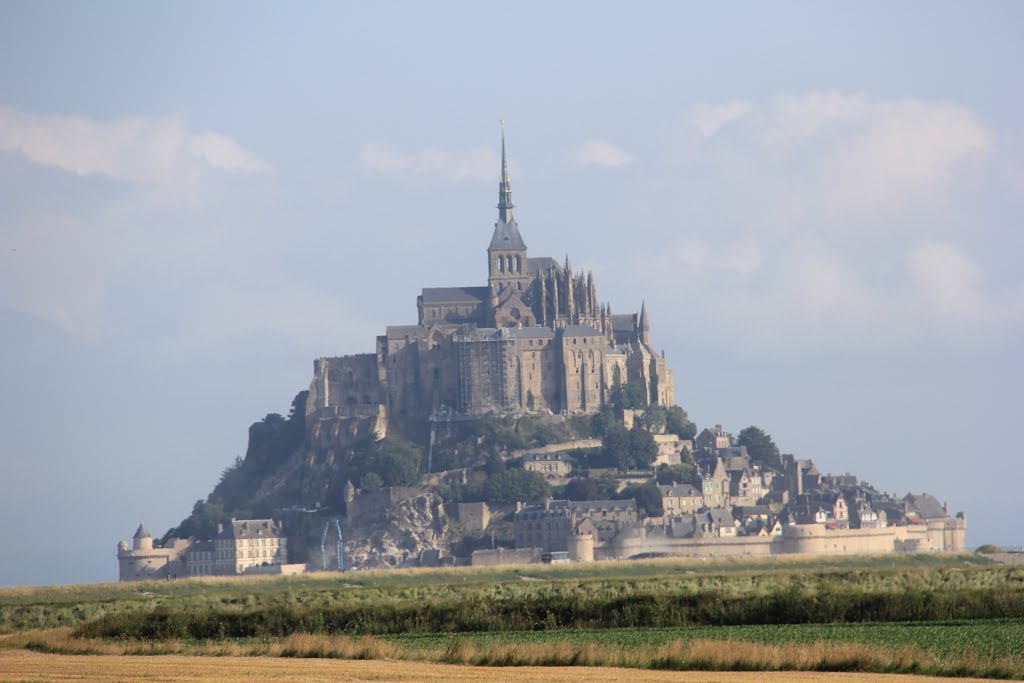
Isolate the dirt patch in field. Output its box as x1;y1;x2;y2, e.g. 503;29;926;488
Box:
0;650;996;683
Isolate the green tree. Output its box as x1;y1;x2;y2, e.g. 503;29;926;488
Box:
737;426;782;471
482;469;550;504
483;452;507;476
591;405;617;437
360;472;384;491
564;477;599;501
615;482;664;518
603;424;658;471
603;425;632;470
627;425;658;469
609;380;648;410
352;435;423;487
656;463;694;486
644;405;668;433
665;405;697;440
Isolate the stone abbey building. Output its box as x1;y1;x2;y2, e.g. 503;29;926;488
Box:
306;130;674;441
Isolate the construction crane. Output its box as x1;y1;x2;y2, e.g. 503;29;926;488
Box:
320;519;344;571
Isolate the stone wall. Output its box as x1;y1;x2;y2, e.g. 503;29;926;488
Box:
471;546;542;566
457;502;490;532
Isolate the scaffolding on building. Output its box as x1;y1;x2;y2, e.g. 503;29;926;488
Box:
454;324;514;414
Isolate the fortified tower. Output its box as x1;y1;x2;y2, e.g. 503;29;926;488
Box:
116;523;188;581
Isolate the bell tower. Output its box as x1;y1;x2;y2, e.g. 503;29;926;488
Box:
487;122;529;293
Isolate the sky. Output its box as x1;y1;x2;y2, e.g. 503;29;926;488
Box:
0;2;1021;586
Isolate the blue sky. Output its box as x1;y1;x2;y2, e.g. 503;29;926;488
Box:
1;2;1022;585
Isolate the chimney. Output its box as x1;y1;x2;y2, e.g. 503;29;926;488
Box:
217;523;224;534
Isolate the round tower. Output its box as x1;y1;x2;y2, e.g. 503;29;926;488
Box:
133;523;153;551
567;532;594;563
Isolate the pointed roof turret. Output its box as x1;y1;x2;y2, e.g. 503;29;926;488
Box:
134;523;151;539
639;301;650;343
488;122;527;252
498;120;514;223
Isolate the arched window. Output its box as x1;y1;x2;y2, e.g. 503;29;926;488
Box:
515;255;522;272
499;256;505;273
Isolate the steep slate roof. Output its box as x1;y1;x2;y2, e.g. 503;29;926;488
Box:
567;499;636;514
659;484;701;497
134;523;151;539
706;508;738;527
386;325;429;338
489;218;527;251
561;324;605;337
527;256;559;274
904;493;947;520
509;327;556;339
217;519;284;540
610;313;636;332
734;505;772;517
420;286;489;304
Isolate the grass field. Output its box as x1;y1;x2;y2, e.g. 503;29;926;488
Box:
0;553;1004;633
2;554;1022;679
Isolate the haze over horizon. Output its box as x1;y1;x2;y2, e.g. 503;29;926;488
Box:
1;2;1021;586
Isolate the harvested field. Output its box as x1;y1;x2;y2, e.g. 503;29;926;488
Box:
0;650;999;683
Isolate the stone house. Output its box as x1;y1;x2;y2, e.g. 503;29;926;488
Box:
658;483;704;517
671;508;739;538
514;498;638;552
214;519;288;575
696;458;731;508
520;452;573;479
729;468;766;507
694;424;731;455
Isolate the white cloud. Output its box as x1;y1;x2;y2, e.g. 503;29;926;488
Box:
691;101;753;137
0;107;269;197
672;238;762;276
576;140;634;167
687;92;994;216
359;142;494;181
187;131;271;174
908;241;993;320
824;100;993;213
624;233;1015;352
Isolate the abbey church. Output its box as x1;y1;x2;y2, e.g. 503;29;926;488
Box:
306;130;674;441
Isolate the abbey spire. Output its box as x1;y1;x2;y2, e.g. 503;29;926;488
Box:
497;120;514;223
487;122;528;290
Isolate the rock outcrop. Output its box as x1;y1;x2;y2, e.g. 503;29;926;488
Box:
344;493;453;567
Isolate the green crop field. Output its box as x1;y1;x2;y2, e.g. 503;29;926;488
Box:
388;619;1024;661
3;554;1022;679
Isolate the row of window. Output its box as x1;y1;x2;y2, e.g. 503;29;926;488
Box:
497;255;522;273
